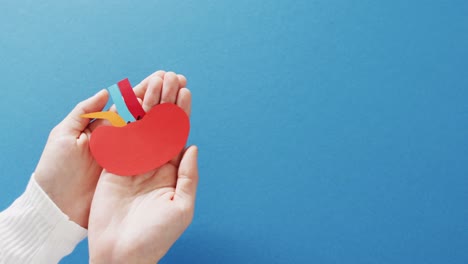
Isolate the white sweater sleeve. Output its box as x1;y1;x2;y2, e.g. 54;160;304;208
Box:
0;175;88;264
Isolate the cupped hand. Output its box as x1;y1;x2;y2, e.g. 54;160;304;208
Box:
88;71;198;264
34;70;186;228
34;89;109;228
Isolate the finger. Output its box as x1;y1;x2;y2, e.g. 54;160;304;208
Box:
160;72;180;104
150;163;178;190
142;76;163;112
77;128;93;146
175;146;199;205
134;70;166;99
169;152;183;167
176;88;192;117
168;88;192;166
177;74;187;88
62;89;109;136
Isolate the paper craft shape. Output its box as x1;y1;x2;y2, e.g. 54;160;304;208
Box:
118;78;146;120
108;84;136;123
81;112;127;127
80;78;191;176
89;103;190;176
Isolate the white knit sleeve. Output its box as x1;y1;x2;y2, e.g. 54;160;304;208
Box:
0;174;87;264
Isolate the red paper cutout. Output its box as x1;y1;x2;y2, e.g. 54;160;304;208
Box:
89;103;190;176
118;78;146;120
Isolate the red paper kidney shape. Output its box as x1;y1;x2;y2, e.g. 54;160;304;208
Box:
90;103;190;176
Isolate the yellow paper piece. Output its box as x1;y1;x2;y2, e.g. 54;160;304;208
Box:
81;112;127;127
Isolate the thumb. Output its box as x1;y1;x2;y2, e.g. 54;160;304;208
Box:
61;89;109;136
175;146;199;206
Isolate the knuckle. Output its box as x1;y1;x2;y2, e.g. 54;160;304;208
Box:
49;125;61;137
75;100;85;108
72;102;86;116
148;75;163;85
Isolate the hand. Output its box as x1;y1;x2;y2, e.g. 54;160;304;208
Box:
34;89;109;228
33;70;184;228
88;71;198;264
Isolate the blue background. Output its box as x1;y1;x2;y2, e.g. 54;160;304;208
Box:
0;0;467;263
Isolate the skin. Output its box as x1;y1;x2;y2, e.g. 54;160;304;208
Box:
88;71;198;264
34;89;109;228
34;68;196;243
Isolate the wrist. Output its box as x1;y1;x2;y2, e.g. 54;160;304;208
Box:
33;171;91;228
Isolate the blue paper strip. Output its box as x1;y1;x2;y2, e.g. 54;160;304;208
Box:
108;84;136;123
